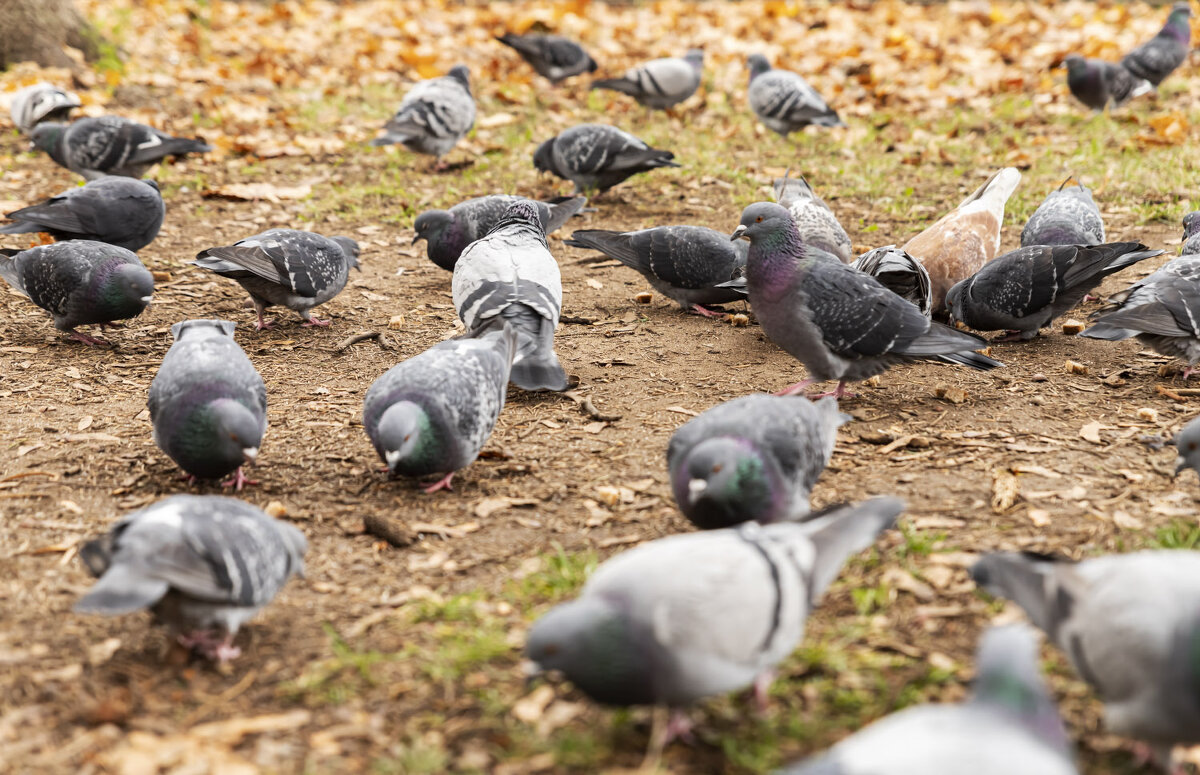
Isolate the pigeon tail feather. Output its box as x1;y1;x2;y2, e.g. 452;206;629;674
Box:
74;564;171;615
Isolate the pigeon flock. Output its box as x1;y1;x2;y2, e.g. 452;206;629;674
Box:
2;2;1200;772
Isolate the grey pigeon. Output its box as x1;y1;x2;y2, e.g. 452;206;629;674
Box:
591;49;703;110
0;177;164;252
452;200;568;390
1063;55;1152;111
747;54;844;136
1020;177;1106;247
31;116;213;180
496;33;597;84
414;194;586;271
1175;415;1200;477
9;82;80;134
565;225;748;315
192;230;361;330
971;550;1200;771
1181;211;1200;256
371;65;475;167
778;625;1077;775
0;240;153;345
667;394;848;529
733;202;1001;400
773;172;853;263
852;245;934;318
1122;2;1193;87
363;327;517;492
75;494;305;663
533;123;679;195
148;320;267;490
946;242;1163;341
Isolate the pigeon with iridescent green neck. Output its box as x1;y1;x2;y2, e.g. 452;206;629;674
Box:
1122;2;1193;87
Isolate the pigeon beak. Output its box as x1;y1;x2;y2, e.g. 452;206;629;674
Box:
1175;456;1188;477
521;658;544;687
730;225;748;242
411;234;423;246
687;478;708;504
242;447;259;465
140;296;153;305
384;449;402;472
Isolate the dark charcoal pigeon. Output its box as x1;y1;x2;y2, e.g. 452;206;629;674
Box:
75;494;305;663
533;123;679;194
192;230;361;330
591;49;703;110
1175;415;1200;477
1;177;164;252
0;240;153;345
1122;2;1193;87
9;82;80;134
1181;211;1200;256
747;54;844;136
1063;55;1151;111
773;172;852;262
497;33;597;84
1020;177;1105;247
852;245;934;318
371;65;475;166
414;194;586;271
148;320;267;490
31;116;213;180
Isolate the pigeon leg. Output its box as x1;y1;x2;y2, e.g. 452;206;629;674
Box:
177;471;198;485
994;329;1031;342
806;381;857;400
774;378;817;396
422;472;454;493
208;632;242;663
752;670;776;713
300;315;332;327
689;304;726;318
1182;366;1198;381
220;467;259;491
253;300;275;331
65;329;111;346
662;710;696;745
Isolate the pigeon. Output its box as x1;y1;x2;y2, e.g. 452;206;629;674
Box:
747;54;844;136
8;82;80;134
0;240;153;345
902;168;1021;314
191;230;361;330
565;225;748;316
414;194;586;272
31;116;213;180
733;202;1002;399
852;245;934;318
0;177;164;252
1063;55;1152;111
75;494;306;663
1021;177;1106;247
591;49;704;110
371;65;475;167
773;172;853;263
971;550;1200;771
946;242;1163;341
667;394;848;529
452;199;568;390
1175;416;1200;477
524;497;901;738
533;123;679;195
363;327;517;492
1181;211;1200;256
1122;2;1193;88
777;625;1077;775
148;320;267;490
497;33;597;84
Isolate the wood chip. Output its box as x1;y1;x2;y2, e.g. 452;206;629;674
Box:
362;515;415;547
933;385;968;403
410;521;481;539
665;406;698;416
1064;360;1089;374
1079;421;1103;444
991;468;1019;512
474;497;539;519
1027;508;1051;527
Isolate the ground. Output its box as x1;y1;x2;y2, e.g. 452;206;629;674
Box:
2;0;1200;773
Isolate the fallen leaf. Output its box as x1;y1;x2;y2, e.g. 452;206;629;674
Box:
201;182;312;202
1079;421;1103;444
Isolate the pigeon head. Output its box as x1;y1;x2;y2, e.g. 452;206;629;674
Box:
1174;419;1200;477
747;54;771;80
330;236;361;270
972;625;1071;752
29;122;66;157
1167;2;1194;38
674;436;781;529
1062;54;1087;74
181;398;263;479
170;319;236;342
447;65;472;92
533;137;559;175
684;48;704;69
944;279;966;320
412;209;454;245
276;521;309;579
491;199;546;239
100;262;155;319
376;401;440;476
11;84;80;134
1183;211;1200;240
731;202;797;245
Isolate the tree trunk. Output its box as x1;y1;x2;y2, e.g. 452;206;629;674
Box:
0;0;100;71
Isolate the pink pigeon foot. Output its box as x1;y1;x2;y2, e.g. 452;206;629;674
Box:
422;472;454;493
1182;366;1198;381
301;316;331;327
752;670;776;713
254;313;275;331
689;304;726;318
774;378;817;396
806;381;856;400
178;631;241;663
659;710;696;746
66;330;110;346
220;467;259;491
177;472;198;484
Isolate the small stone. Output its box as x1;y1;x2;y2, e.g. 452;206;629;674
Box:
1030;373;1047;382
1030;395;1045;406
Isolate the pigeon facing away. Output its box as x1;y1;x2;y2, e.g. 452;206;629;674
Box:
0;240;153;345
414;194;586;272
371;65;475;167
778;625;1077;775
363;327;517;492
667;394;848;529
1181;211;1200;256
946;242;1163;341
1063;55;1152;111
9;82;80;134
192;230;361;330
148;320;267;490
1;177;164;252
773;172;853;263
75;494;305;663
591;49;704;110
1021;177;1106;247
497;33;597;84
1122;2;1193;88
1175;415;1200;477
453;199;568;390
747;54;844;136
852;245;934;318
31;116;213;180
533;123;679;195
971;550;1200;771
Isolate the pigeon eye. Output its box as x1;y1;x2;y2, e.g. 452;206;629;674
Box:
404;434;411;442
542;643;560;656
1190;442;1197;452
712;463;723;473
755;216;763;223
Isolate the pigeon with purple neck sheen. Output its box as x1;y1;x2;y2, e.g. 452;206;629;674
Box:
1122;2;1193;87
371;65;475;167
1181;212;1200;256
533;123;679;195
1020;177;1105;247
1;177;164;252
9;82;80;134
413;194;585;271
747;54;844;136
31;116;213;180
1062;55;1151;111
496;33;597;84
591;49;704;110
773;172;853;263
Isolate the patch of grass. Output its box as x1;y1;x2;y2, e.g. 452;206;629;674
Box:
896;520;946;559
1146;519;1200;549
510;544;598;606
283;623;396;703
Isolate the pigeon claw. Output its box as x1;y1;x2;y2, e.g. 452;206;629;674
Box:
66;330;111;346
422;472;455;493
254;316;276;331
301;316;332;327
220;467;259;491
774;378;816;396
689;304;727;318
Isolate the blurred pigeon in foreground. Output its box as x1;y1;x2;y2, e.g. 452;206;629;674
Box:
453;200;568;390
149;320;267;490
372;65;475;168
1;177;164;252
733;202;1001;400
668;394;848;529
852;245;934;318
1175;415;1200;477
1181;211;1200;256
747;54;844;135
946;242;1162;341
778;625;1077;775
192;230;360;330
533;123;679;195
1122;2;1193;88
75;494;305;663
31;116;213;180
1021;177;1105;247
497;33;597;84
363;328;516;492
971;550;1200;772
1063;55;1152;111
773;172;853;262
9;83;80;134
0;240;153;345
414;194;586;271
591;49;703;110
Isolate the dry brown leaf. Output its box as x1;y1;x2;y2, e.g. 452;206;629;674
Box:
201;182;312;202
1079;421;1103;444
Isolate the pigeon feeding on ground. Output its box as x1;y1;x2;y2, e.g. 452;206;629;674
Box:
0;177;164;252
371;65;475;168
1122;2;1193;88
496;33;597;84
192;230;360;330
1181;212;1200;256
971;550;1200;772
778;625;1078;775
525;497;901;743
852;245;934;317
1175;416;1200;477
773;172;853;263
946;242;1163;341
533;123;679;195
591;49;703;110
0;240;153;345
31;116;213;180
1021;177;1106;247
148;320;267;490
747;54;844;136
414;194;586;271
667;394;848;529
733;203;1001;400
363;328;516;493
9;82;80;134
75;494;305;663
452;199;568;391
1063;55;1152;112
565;225;748;316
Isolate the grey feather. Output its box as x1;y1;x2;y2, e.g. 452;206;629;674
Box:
591;49;703;110
30;116;212;180
1063;55;1152;111
9;82;80;134
852;245;933;317
497;33;597;84
1122;2;1192;87
1021;177;1106;247
371;65;475;159
414;194;586;271
773;173;853;262
1;177;164;252
533;123;679;194
1181;211;1200;256
1174;415;1200;477
747;54;844;136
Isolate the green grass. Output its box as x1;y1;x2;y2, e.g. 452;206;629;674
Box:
1146;519;1200;549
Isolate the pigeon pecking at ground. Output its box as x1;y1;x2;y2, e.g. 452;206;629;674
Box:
590;49;704;110
852;245;934;318
0;240;153;345
0;177;164;252
1021;176;1106;247
148;320;267;490
8;82;81;134
1062;55;1152;112
31;116;213;180
773;172;853;262
533;123;679;195
496;33;597;84
191;230;360;330
75;494;306;663
1181;211;1200;256
747;54;844;136
1175;415;1200;477
1122;2;1193;89
371;65;476;169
